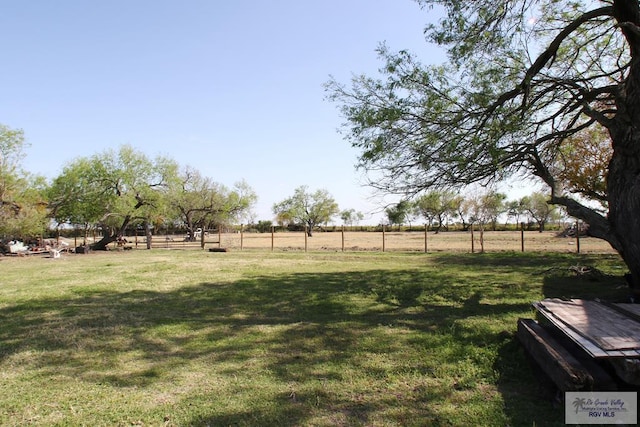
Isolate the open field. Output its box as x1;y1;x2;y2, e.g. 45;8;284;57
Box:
0;249;629;426
127;230;616;254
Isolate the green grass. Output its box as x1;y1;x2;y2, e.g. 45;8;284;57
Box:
0;250;629;426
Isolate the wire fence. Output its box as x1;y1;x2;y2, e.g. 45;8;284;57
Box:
128;229;615;255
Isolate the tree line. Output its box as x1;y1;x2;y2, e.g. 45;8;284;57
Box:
385;190;561;232
1;125;563;249
0;131;258;250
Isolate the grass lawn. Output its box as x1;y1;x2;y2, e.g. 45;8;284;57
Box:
0;249;629;426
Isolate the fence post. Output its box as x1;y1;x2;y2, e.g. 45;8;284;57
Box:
304;226;308;252
471;223;475;253
271;226;274;252
520;222;525;252
424;224;428;253
240;224;244;251
341;225;345;252
382;224;386;252
218;226;222;248
576;220;581;254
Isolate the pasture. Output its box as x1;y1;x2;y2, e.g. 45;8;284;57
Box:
0;247;628;426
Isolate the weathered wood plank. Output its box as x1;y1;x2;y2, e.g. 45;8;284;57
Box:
533;301;609;358
536;299;640;351
517;318;594;391
611;303;640;321
616;303;640;316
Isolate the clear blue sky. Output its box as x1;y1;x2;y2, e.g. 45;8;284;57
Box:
1;1;447;224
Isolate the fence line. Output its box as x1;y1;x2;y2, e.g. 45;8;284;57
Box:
138;229;615;255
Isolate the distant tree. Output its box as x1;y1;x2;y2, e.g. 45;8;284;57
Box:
49;145;179;250
272;186;339;237
340;208;364;226
385;200;411;230
167;167;256;241
462;190;506;231
482;192;507;231
520;192;557;232
505;198;527;227
0;124;48;239
414;190;460;232
255;220;273;233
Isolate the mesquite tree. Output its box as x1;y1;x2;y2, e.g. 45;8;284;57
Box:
168;166;257;241
327;1;640;292
272;186;339;236
49;145;179;250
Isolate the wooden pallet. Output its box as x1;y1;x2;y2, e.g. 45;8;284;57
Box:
517;318;617;391
520;298;640;388
533;299;640;358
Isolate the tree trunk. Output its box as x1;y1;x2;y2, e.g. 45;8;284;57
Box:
607;146;640;298
91;215;132;251
144;221;152;250
92;234;118;250
607;0;640;297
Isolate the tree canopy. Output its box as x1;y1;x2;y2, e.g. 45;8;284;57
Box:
327;0;640;292
0;124;48;238
48;145;180;249
385;200;412;228
272;186;339;236
520;192;559;232
413;190;461;232
168;166;256;241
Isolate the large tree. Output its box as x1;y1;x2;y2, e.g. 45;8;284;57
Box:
0;124;48;239
49;145;179;250
327;1;640;292
273;186;339;236
168;166;256;241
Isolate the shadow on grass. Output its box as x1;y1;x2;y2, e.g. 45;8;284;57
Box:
0;252;628;426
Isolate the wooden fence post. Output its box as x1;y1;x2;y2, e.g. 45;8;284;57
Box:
382;224;386;252
471;223;475;253
424;224;428;253
304;226;308;252
341;225;345;252
521;222;525;252
576;220;581;254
